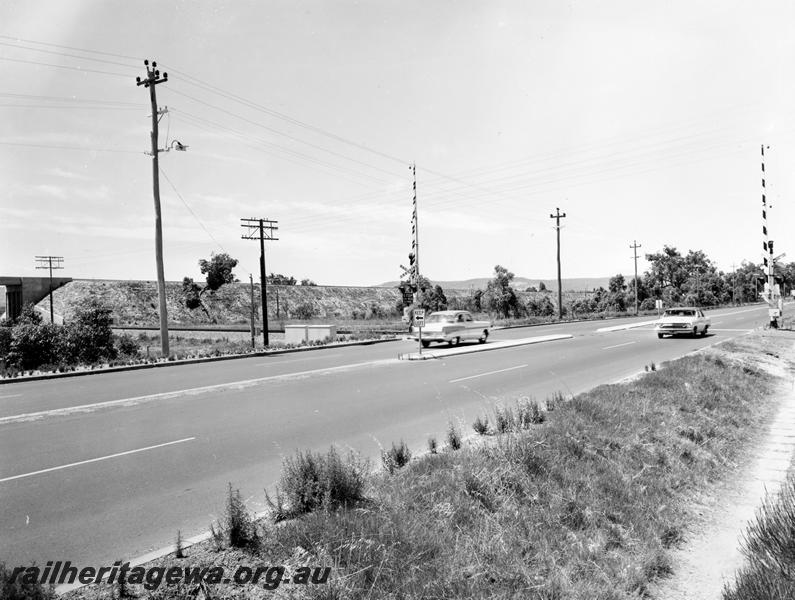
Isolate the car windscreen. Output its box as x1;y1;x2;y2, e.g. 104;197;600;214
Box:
427;314;456;323
664;310;695;317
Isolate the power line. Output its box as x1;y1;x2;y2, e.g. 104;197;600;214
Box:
0;34;142;61
0;55;132;77
0;40;141;69
0;141;140;153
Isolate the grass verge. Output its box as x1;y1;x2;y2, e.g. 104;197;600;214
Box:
51;333;790;600
722;474;795;599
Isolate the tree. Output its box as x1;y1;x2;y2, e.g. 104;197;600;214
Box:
268;273;297;285
300;279;317;286
538;281;547;292
199;252;239;292
483;265;520;318
183;253;239;313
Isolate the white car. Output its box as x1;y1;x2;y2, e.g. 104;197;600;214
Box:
411;310;491;348
655;307;710;338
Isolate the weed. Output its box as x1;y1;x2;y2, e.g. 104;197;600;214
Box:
427;436;438;454
267;447;368;519
516;398;545;428
494;404;515;433
472;414;490;435
225;483;259;549
381;440;412;474
463;471;495;511
723;475;795;599
175;529;185;558
446;421;462;450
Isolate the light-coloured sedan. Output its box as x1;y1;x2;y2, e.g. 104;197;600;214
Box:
655;307;710;338
411;310;491;348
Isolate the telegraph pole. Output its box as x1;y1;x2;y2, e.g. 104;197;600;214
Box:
630;241;641;315
249;274;256;349
136;59;170;357
241;218;278;347
731;263;737;305
35;255;64;323
550;207;566;320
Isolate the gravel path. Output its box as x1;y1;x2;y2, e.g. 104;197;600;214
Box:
656;348;795;599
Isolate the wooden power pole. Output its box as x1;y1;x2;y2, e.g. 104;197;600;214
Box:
550;207;566;320
241;218;279;347
136;60;170;357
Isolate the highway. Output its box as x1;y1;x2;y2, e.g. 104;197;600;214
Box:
0;305;770;569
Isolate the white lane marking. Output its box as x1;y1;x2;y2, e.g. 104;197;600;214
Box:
712;306;767;317
449;364;527;383
255;352;345;365
0;394;22;399
0;437;196;483
712;321;723;326
0;359;397;425
602;341;637;350
711;328;754;332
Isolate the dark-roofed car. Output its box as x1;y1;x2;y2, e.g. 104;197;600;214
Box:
655;307;710;338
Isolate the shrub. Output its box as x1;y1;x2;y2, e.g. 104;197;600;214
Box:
116;333;141;357
472;414;490;435
64;297;116;364
267;447;368;519
0;562;55;599
446;421;462;450
517;398;545;428
8;323;63;370
381;440;412;474
294;302;316;320
225;484;259;549
494;404;516;434
427;436;438;454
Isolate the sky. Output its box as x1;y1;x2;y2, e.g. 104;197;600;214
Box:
2;0;795;287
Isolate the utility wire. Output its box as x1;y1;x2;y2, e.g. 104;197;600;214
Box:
0;140;140;153
0;40;141;69
0;34;142;61
0;55;132;77
158;166;251;276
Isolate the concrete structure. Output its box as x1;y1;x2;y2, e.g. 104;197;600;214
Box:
0;276;72;322
284;324;337;345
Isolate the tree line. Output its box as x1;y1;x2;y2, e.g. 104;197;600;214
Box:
400;246;790;319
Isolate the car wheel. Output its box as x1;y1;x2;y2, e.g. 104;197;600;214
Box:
421;340;430;348
657;333;664;339
448;336;460;347
701;326;708;337
479;330;488;344
692;327;698;338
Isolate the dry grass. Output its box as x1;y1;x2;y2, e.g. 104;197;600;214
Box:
56;333;789;600
722;475;795;599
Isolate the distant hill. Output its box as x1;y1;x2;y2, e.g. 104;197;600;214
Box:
378;276;612;292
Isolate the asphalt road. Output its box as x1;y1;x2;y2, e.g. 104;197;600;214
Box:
0;305;771;569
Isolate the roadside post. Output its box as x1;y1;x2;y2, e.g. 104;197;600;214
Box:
655;299;663;317
414;308;425;355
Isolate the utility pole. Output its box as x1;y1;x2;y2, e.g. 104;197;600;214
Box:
731;263;737;305
249;274;255;349
550;207;566;320
137;59;170;357
35;255;64;323
629;241;641;315
241;218;278;347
